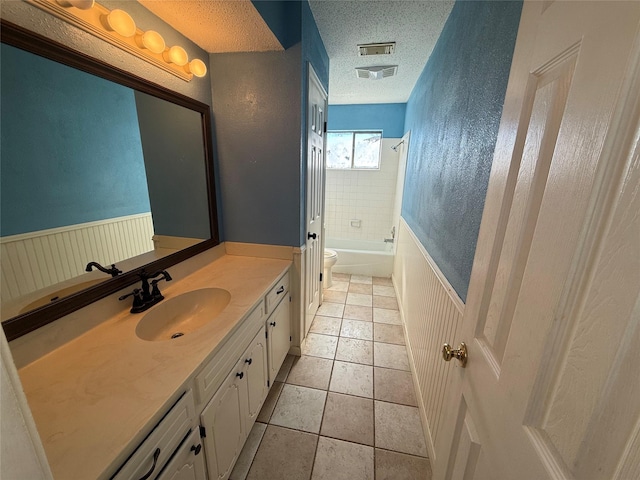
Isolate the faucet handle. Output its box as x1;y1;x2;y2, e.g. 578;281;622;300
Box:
150;277;168;301
118;288;142;301
118;288;147;313
108;264;123;277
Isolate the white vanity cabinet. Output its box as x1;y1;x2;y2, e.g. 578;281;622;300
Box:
156;429;206;480
197;269;291;480
244;329;269;423
200;327;267;480
266;297;290;384
265;271;291;384
111;391;197;480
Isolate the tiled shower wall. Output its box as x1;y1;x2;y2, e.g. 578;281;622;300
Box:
324;138;400;243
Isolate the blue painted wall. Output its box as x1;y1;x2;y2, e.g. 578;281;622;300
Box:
211;0;328;247
134;92;211;240
403;0;522;301
251;0;301;49
0;44;150;237
328;104;406;138
210;46;303;246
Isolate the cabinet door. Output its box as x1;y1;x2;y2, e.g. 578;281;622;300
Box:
244;329;269;423
156;429;206;480
267;298;291;383
200;360;248;480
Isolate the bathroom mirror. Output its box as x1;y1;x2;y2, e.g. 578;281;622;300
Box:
0;21;219;341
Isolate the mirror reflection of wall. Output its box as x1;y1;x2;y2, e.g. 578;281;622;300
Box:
134;91;210;245
0;43;209;303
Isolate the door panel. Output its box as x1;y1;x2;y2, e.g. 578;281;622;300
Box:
478;47;576;372
245;330;268;423
448;400;481;480
200;360;247;480
304;64;327;337
437;2;640;479
268;299;291;383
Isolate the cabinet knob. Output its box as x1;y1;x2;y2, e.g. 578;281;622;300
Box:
270;321;276;327
236;372;244;379
190;444;202;456
245;358;253;365
307;232;317;240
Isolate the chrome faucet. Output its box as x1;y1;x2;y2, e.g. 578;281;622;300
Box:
384;226;396;243
85;261;122;277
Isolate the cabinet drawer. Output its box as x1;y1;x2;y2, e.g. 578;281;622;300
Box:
112;390;196;480
156;428;206;480
265;271;289;314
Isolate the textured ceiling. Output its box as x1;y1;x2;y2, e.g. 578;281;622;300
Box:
137;0;283;53
136;1;453;104
309;1;453;104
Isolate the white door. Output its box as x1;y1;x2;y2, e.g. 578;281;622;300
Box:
436;2;640;479
305;64;327;336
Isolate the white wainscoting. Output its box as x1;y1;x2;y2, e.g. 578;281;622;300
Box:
393;218;464;462
1;213;154;301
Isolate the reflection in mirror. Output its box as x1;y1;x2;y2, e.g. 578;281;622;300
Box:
0;24;217;336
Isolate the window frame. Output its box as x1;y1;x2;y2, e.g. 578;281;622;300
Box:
326;130;383;170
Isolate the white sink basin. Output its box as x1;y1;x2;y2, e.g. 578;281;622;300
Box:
135;288;231;341
19;279;104;314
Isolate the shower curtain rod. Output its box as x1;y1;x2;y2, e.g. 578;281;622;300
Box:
391;140;404;151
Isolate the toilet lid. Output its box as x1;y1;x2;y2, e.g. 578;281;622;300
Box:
324;249;337;258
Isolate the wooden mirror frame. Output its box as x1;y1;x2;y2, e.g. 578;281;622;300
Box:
1;20;220;341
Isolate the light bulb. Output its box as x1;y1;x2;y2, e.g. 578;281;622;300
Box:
186;59;207;78
135;30;165;54
163;46;188;66
102;9;136;38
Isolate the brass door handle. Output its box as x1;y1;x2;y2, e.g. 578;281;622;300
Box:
442;342;468;367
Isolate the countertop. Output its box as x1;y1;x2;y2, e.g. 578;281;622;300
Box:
16;254;291;480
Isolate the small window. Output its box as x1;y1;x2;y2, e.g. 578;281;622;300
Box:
326;131;382;169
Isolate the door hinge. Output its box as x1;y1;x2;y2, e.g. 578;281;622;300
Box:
289;295;292;302
199;425;206;438
290;336;292;342
267;380;270;387
265;330;268;339
323;121;327;133
320;273;323;282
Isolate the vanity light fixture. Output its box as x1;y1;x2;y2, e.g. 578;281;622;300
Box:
55;0;94;9
135;30;166;54
163;45;189;66
186;59;208;78
27;0;208;82
102;9;136;38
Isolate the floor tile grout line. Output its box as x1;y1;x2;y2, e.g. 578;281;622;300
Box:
298;277;422;476
308;358;334;480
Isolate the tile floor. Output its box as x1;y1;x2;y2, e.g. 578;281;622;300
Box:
230;273;431;480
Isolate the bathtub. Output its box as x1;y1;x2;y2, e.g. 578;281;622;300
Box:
325;238;394;277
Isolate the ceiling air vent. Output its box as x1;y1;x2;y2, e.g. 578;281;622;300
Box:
355;66;398;80
358;42;396;56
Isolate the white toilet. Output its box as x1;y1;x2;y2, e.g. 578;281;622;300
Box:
323;249;338;288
